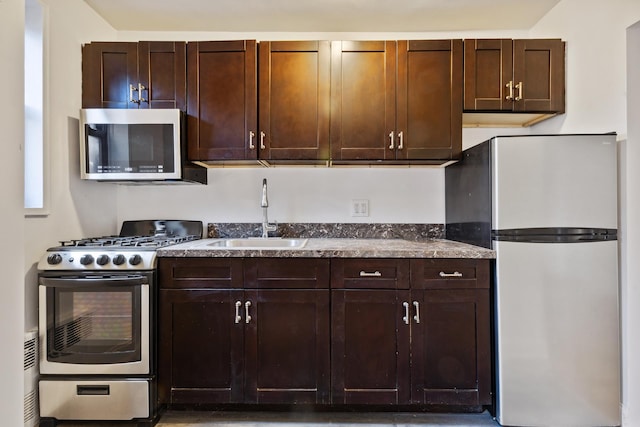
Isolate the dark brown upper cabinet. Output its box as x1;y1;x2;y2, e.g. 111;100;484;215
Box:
397;40;463;161
186;40;257;161
82;41;186;110
463;39;565;125
330;41;397;161
330;40;463;162
258;41;331;162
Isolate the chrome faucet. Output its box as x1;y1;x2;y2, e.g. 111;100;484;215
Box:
261;178;277;238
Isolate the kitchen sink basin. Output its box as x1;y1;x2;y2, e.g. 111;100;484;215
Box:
207;238;308;249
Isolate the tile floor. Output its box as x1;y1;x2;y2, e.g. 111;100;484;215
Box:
154;410;501;427
49;410;501;427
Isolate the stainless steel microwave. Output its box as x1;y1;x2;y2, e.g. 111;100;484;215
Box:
79;109;206;184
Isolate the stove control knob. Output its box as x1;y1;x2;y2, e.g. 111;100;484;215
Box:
96;254;110;266
129;254;143;266
47;253;62;265
112;254;126;266
80;254;94;265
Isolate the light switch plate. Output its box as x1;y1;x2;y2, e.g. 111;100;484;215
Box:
351;199;369;217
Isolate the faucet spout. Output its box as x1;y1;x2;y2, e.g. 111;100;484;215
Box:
261;178;269;208
260;179;277;238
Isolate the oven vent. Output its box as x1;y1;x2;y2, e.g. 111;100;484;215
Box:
24;329;38;427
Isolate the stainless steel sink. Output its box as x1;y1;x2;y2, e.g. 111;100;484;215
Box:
207;238;308;249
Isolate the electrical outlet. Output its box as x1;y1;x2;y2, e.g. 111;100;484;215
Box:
351;199;369;217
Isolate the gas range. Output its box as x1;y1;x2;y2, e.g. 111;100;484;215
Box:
38;220;202;271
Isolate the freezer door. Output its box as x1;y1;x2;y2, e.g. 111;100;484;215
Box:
492;134;618;230
494;240;620;427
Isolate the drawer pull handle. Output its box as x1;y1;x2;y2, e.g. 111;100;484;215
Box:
413;301;420;324
402;301;410;325
389;131;395;149
245;301;252;324
439;271;463;278
77;385;110;396
360;271;382;277
249;131;256;149
235;301;242;324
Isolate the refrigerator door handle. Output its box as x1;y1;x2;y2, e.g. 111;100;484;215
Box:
492;227;617;243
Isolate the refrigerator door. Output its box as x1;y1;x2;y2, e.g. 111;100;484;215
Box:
495;239;620;427
492;134;617;231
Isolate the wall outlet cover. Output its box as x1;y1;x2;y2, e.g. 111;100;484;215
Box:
351;199;369;217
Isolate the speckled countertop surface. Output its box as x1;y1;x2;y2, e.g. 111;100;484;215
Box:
157;238;495;259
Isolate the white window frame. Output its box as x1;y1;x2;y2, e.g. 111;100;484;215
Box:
24;0;49;216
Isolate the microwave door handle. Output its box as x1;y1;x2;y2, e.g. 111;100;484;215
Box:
39;276;149;288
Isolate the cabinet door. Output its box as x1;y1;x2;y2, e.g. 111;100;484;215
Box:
330;41;397;160
397;40;463;160
82;42;138;109
331;290;411;404
158;289;244;405
463;39;513;111
137;41;186;110
258;41;330;161
410;288;491;406
513;39;565;113
244;289;330;404
186;40;257;161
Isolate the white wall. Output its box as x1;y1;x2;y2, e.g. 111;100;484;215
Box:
118;167;444;225
1;0;26;424
625;18;640;427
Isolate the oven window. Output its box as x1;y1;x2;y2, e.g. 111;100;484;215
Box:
47;286;142;364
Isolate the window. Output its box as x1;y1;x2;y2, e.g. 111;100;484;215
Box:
24;0;48;214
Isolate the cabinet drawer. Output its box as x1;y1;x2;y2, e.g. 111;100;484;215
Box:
331;259;410;289
411;259;489;289
244;258;330;289
158;258;243;289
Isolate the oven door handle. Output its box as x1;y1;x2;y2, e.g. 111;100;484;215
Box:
39;276;149;288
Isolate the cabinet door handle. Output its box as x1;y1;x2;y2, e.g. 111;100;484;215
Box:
388;131;395;149
260;131;266;150
245;301;252;324
397;131;403;150
402;301;410;325
413;301;420;324
515;81;523;101
129;84;139;104
234;301;242;324
138;83;147;103
505;81;514;100
439;271;463;278
359;271;382;277
249;131;256;149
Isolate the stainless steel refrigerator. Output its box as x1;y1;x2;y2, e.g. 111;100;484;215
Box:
445;133;620;427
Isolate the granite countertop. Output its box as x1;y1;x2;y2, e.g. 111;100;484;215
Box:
157;238;495;259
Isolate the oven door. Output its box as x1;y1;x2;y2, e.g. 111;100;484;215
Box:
39;274;149;375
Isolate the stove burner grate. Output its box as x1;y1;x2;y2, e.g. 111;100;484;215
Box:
58;234;198;249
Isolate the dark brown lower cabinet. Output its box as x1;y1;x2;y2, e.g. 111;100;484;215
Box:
331;290;411;404
158;289;245;404
158;258;331;406
410;289;491;405
244;289;330;404
158;257;491;409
